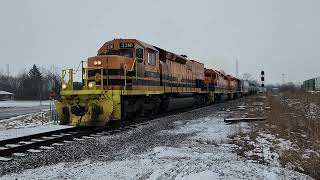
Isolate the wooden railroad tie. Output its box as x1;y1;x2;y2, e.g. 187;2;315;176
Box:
224;117;267;123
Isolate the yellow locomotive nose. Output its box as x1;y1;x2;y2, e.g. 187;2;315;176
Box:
54;78;121;126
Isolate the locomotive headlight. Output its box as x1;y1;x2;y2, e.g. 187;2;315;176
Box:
88;82;95;89
93;60;101;66
62;83;67;90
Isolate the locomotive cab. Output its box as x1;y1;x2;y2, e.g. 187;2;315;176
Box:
85;39;160;90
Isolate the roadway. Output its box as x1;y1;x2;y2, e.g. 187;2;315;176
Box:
0;106;50;120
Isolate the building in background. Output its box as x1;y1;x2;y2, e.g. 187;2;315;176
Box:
0;90;14;101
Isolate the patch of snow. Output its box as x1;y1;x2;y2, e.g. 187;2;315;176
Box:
255;134;280;166
303;149;320;158
0;110;60;131
176;170;220;180
306;102;320;119
169;116;249;143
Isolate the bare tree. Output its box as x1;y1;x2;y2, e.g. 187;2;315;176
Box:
219;69;226;75
241;73;253;81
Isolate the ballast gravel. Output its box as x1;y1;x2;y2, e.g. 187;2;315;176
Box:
0;100;239;176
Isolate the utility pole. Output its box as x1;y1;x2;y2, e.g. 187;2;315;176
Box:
281;73;287;84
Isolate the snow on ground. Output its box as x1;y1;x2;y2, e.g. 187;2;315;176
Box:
234;132;294;167
0;124;72;140
1;113;312;180
0;110;71;140
0;100;51;108
0;110;54;129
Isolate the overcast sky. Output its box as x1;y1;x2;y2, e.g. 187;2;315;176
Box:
0;0;319;84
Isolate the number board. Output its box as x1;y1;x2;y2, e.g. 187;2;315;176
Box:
106;44;114;49
120;42;134;48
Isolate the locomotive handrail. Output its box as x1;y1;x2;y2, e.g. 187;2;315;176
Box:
61;69;74;91
82;67;104;91
124;57;139;90
129;57;138;80
62;58;139;92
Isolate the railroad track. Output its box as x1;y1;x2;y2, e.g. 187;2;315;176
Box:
0;117;157;161
0;127;96;159
0;99;241;162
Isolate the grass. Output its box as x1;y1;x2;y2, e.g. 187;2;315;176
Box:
229;93;320;179
265;91;320;179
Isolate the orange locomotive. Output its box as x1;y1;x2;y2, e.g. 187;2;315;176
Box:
55;39;242;126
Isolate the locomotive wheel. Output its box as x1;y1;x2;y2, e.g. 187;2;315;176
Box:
60;107;70;125
135;99;143;117
214;94;221;104
227;94;232;101
152;101;160;115
121;99;129;120
160;97;170;113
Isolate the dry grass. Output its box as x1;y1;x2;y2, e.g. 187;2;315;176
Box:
265;92;320;179
229;93;320;179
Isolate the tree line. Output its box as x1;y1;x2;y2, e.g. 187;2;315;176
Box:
0;65;61;100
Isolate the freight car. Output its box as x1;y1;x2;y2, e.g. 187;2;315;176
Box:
302;77;320;91
55;39;242;126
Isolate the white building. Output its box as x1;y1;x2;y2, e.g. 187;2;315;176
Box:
0;90;14;100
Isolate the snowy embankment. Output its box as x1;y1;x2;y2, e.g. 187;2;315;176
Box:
1;112;311;179
0;109;71;141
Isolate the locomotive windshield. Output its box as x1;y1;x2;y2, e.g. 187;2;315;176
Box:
103;49;133;58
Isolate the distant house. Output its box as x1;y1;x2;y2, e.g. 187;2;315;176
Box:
0;90;14;101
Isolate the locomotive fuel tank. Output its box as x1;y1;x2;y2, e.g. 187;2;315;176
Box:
166;97;195;111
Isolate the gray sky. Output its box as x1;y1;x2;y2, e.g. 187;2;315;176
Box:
0;0;319;84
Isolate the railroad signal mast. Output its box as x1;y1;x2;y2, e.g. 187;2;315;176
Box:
261;70;266;93
261;71;265;87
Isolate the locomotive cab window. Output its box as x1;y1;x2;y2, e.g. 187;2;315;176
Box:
106;49;133;58
148;52;156;65
136;48;144;63
205;72;212;77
